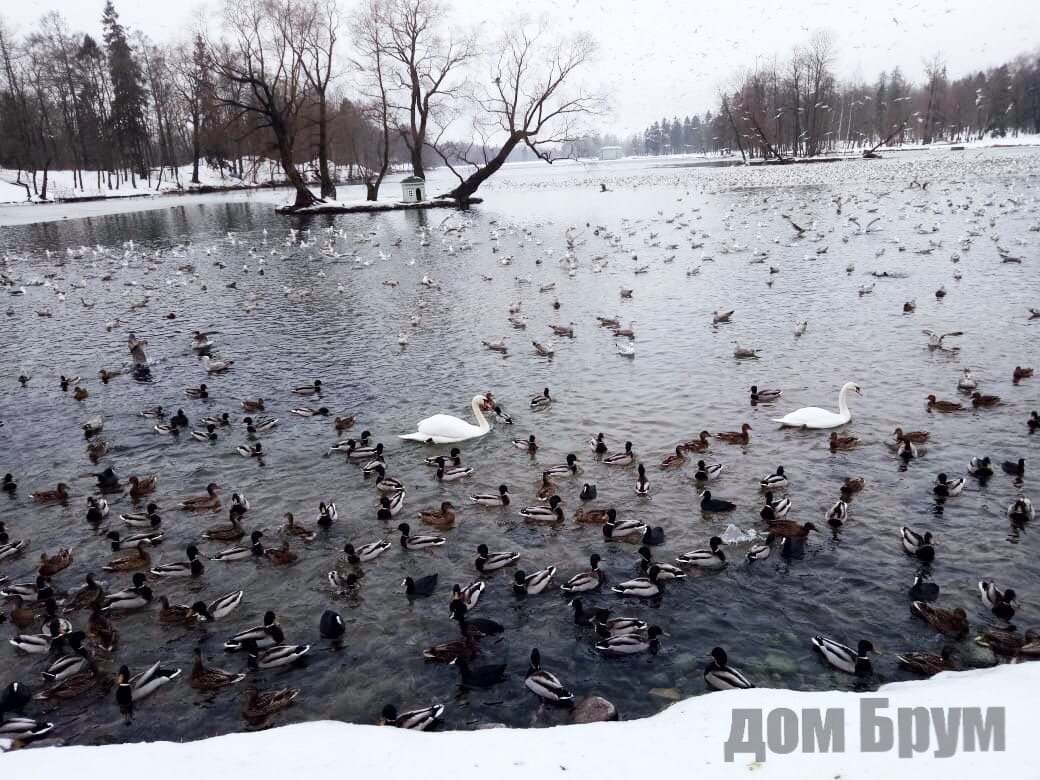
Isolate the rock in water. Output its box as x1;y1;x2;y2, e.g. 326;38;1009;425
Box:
570;696;618;723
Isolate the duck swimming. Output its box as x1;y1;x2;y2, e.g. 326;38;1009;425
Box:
475;543;520;573
704;647;753;690
694;460;723;481
760;492;790;521
677;536;726;569
699;490;735;512
933;473;965;497
811;636;876;675
715;423;752;444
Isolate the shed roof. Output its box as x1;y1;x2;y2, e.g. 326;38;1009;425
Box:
401;176;425;184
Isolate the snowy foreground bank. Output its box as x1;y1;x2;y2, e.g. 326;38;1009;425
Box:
2;663;1034;779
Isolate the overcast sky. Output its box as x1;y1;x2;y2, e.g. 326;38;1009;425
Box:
3;0;1037;135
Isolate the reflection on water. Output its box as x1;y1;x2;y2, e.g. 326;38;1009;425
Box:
1;150;1039;745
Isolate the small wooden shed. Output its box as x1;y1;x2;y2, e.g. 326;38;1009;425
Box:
400;176;426;202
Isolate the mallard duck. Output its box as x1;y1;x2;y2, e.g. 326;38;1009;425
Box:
242;686;299;721
343;539;391;565
840;477;865;497
927;394;962;412
694;460;723;481
153;423;181;436
811;636;876;675
680;432;711;453
448;582;485;614
591;609;647;637
745;533;776;562
524;648;572;702
603;441;635;466
380;703;444;730
71;386;89;401
190;647;245;691
334;415;356;432
449;601;504;638
975;628;1040;657
1014;366;1034;382
62;574;105;614
602;512;647;541
278;512;314;541
237;442;263;458
202;412;231;427
2;473;16;493
157;596;196;626
345;440;381;462
971;392;1001;408
530;387;552;410
397;522;445;549
574;505;612;524
419;501;456;528
595;625;667;655
10;631;55;654
116;662;181;722
829;433;858;452
436;462;473;482
150;545;204;578
979;581;1017;621
191;590;244;621
1008;497;1035;522
637;547;684;580
211;531;266;562
560;555;604;592
102;573;153;610
470;484;510;507
292;380;322;396
87;602;118;650
536;472;557;501
180;483;221;511
38;549;73;577
513;566;557;596
758;466;788;490
170;409;190;427
544;454;579;477
326;569;359;594
0;716;54;740
677;536;726;569
933;473;965;497
402;574;438;598
192;424;218;442
520;495;564;523
634;464;650;495
968;456;994;477
120;503;161;529
265;542;297;566
0;536;26;564
44;641;92;682
1002;458;1025;477
127;475;157;499
185;384;208;399
826;499;848;527
316;501;337;528
371;465;404;494
568;598;599;627
202;512;245;541
767;521;817;539
611;566;665;598
30;483;70;504
901;527;935;562
893;427;928;444
704;647;753;690
449;655;506;687
244;415;278;433
240;640;310;670
715;423;751;445
422;634;480;662
103;541;152;572
475;544;519;573
34;660;101;700
512;434;538;452
911;601;968;638
760;492;790;521
589;433;609;455
425;448;461;467
1029;411;1039;433
659;446;687;469
377;490;406;520
700;490;735;512
897;646;957;678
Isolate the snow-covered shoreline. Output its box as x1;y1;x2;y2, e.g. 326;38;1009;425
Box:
2;663;1033;778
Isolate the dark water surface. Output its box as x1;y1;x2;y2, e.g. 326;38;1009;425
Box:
1;150;1038;744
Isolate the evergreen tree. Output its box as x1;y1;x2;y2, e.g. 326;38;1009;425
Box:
102;0;148;176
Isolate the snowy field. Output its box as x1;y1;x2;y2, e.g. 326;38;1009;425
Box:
2;663;1033;778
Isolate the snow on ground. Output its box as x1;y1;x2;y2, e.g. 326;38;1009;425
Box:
2;662;1033;779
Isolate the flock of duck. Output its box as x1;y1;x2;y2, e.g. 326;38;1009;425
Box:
1;150;1039;748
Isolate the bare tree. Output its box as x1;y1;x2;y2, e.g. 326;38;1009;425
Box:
210;0;320;210
430;21;598;204
352;0;394;200
373;0;473;179
921;53;947;145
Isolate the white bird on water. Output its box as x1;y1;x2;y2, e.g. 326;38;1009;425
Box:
773;382;862;429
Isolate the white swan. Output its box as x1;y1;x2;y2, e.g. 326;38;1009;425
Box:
772;382;861;429
399;395;492;444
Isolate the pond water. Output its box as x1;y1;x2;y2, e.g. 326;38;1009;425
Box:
1;149;1038;745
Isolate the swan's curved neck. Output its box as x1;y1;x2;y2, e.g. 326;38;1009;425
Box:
837;385;850;417
471;397;490;430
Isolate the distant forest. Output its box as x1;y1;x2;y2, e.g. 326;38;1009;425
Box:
575;32;1040;160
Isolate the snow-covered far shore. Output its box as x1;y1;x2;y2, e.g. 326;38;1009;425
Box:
2;662;1034;779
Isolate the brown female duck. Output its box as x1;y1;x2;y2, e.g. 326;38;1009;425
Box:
39;548;73;577
910;601;969;638
897;645;958;677
103;540;152;572
926;395;962;412
190;647;245;691
971;392;1001;408
179;482;221;511
681;431;711;452
31;482;70;504
893;427;929;443
419;502;456;528
829;433;858;452
264;542;298;566
128;475;157;499
715;423;752;445
242;687;299;721
660;446;687;468
766;521;818;539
